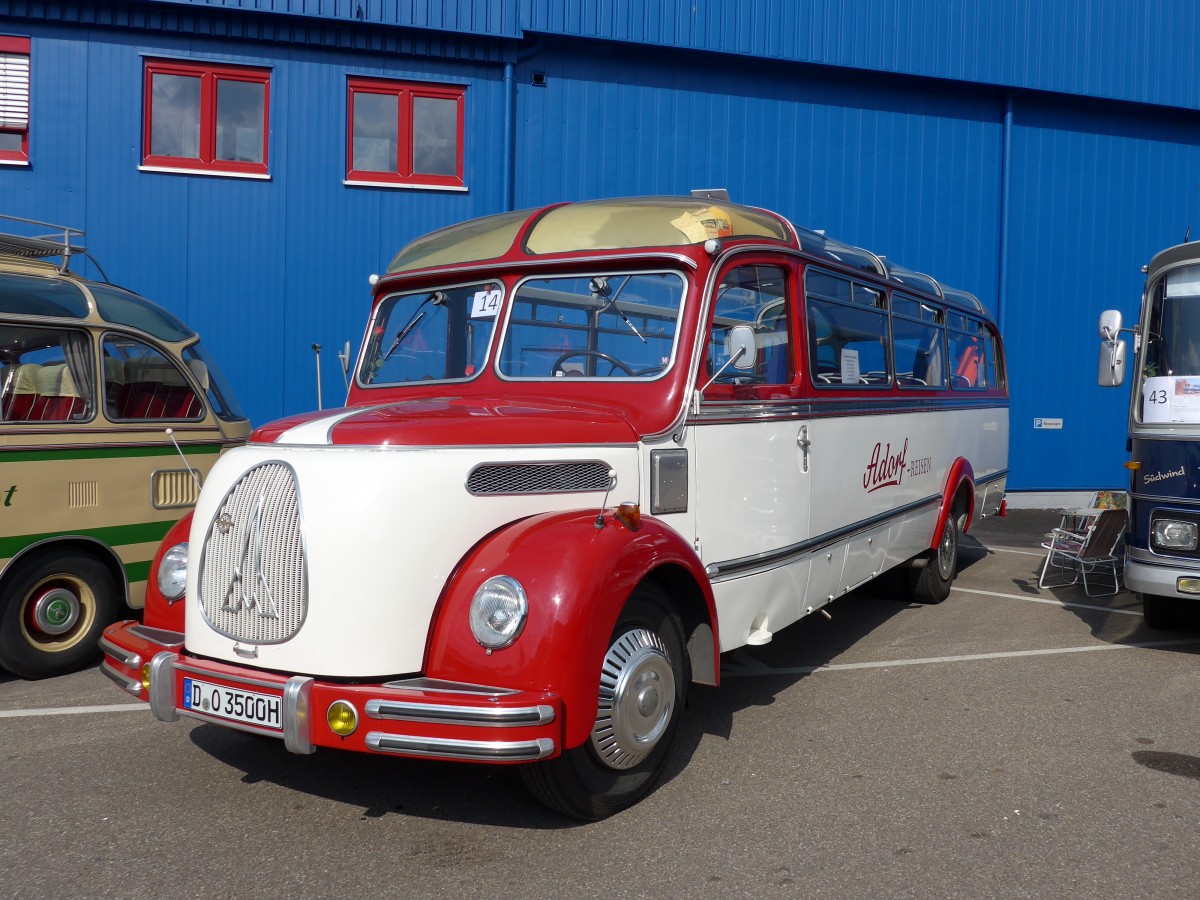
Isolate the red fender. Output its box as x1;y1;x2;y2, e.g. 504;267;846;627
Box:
142;512;193;633
931;457;975;547
425;509;718;750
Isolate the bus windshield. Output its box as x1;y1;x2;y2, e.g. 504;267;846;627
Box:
498;271;686;379
1141;264;1200;424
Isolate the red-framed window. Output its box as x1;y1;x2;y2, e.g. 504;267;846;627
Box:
0;36;31;165
142;58;270;176
347;77;465;189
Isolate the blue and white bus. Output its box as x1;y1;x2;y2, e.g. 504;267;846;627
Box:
1100;241;1200;627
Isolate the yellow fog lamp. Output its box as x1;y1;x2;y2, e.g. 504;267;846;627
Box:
140;664;151;692
1177;578;1200;595
326;700;358;737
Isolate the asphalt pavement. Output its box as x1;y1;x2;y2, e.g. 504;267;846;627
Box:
1;507;1198;899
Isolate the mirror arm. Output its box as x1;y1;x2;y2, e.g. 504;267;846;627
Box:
699;345;748;394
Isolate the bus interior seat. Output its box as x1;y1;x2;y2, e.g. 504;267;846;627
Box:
2;363;43;421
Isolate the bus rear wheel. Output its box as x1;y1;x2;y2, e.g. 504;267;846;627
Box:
519;582;688;820
0;551;120;679
907;515;959;604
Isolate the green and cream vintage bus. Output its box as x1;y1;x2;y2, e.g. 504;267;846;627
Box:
0;217;250;678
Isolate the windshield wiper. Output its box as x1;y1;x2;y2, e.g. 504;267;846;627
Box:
591;276;646;344
381;291;446;362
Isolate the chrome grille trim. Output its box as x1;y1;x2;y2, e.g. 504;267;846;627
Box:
198;461;307;645
466;460;612;495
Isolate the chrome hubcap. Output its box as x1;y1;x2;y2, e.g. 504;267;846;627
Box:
936;520;956;580
590;627;676;770
31;587;81;636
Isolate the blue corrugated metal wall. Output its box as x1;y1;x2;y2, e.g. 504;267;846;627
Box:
4;1;1200;489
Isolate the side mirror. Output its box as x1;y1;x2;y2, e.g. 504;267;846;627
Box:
727;324;756;370
1098;337;1126;387
1099;309;1123;341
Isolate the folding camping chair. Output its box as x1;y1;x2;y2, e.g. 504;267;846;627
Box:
1038;507;1127;597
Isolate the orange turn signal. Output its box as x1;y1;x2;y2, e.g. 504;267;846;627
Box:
615;502;641;531
1124;460;1142;471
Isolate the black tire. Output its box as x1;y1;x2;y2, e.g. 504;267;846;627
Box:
0;551;121;679
520;582;689;820
907;515;959;604
1141;593;1178;630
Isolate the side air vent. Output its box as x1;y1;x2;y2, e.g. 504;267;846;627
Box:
466;461;613;496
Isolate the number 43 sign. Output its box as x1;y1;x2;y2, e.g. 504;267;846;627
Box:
471;288;502;318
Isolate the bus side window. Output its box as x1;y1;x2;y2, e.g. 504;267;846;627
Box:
0;325;94;423
948;314;989;389
103;335;202;420
805;268;890;386
892;295;945;388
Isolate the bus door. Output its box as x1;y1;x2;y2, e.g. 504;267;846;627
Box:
802;269;895;598
691;261;811;649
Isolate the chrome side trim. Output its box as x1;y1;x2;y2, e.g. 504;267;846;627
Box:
147;651;179;723
100;661;142;696
365;732;555;761
283;676;315;755
128;624;184;648
707;494;941;580
98;636;141;669
380;677;519;695
364;699;555;727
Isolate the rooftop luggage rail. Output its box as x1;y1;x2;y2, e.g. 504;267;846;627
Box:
0;213;109;281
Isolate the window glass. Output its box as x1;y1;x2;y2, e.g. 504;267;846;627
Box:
143;59;269;175
103;335;202;420
948;322;990;389
150;73;201;158
412;95;458;176
88;283;193;342
183;341;247;421
0;272;90;318
893;317;945;388
499;272;685;379
352;91;398;172
805;269;890;386
707;265;792;387
0;36;31;163
360;282;499;385
347;78;464;188
0;324;95;422
215;79;265;163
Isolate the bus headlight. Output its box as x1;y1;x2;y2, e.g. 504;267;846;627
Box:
469;576;528;649
157;543;189;601
1152;519;1198;551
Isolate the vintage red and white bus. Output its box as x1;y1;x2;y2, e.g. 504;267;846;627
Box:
100;196;1008;818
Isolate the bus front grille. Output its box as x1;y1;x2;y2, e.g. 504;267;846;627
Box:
198;461;307;644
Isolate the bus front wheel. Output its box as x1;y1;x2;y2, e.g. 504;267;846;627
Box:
1140;593;1178;630
519;582;688;820
0;551;120;679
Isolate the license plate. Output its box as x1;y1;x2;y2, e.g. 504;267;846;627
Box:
182;677;283;731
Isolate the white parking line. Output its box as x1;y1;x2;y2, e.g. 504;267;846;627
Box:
980;546;1048;557
951;585;1143;616
0;703;145;720
721;637;1200;677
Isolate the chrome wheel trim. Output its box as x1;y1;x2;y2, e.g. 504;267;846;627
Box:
936;519;956;580
19;575;96;650
590;627;676;770
31;587;81;636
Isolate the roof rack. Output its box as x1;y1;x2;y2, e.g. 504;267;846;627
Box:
0;213;108;281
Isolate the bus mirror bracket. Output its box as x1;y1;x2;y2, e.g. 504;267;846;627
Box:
1097;310;1128;387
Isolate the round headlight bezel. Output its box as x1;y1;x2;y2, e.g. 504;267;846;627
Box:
156;542;189;601
469;575;528;649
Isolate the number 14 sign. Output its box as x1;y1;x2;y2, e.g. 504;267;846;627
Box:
471;288;502;318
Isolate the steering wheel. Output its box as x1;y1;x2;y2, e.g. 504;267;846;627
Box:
551;350;636;377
